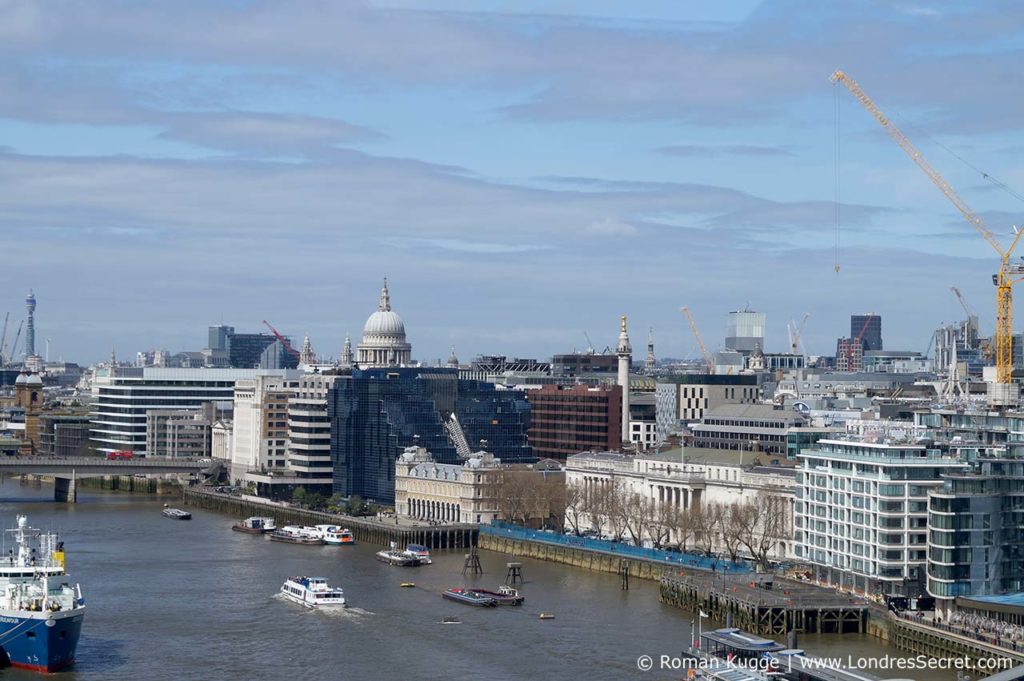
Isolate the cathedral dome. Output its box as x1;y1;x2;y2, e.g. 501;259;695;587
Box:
357;278;412;369
363;309;406;338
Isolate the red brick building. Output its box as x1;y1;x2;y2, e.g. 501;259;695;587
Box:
526;384;622;461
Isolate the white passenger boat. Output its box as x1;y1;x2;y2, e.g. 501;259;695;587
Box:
232;517;276;534
269;526;324;545
315;525;355;546
279;576;347;608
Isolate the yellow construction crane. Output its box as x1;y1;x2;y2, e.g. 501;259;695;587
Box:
681;307;714;374
831;70;1024;385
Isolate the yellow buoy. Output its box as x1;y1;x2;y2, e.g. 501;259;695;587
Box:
539;613;555;620
400;582;415;588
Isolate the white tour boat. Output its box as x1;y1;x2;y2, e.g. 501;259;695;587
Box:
279;576;347;608
315;525;356;546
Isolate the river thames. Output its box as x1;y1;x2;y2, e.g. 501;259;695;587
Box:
0;482;950;681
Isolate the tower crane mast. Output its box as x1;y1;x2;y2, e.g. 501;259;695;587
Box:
10;321;23;363
681;307;714;374
789;313;810;355
0;312;8;367
832;70;1024;386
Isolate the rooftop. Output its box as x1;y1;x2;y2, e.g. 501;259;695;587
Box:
702;403;806;421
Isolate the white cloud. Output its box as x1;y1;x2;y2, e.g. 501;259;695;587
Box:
584;217;638;237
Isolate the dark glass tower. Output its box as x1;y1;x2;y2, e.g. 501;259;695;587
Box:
328;368;532;503
851;314;882;352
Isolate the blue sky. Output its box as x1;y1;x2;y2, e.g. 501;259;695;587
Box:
2;0;1023;364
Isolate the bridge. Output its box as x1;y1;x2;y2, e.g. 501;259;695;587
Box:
0;457;217;502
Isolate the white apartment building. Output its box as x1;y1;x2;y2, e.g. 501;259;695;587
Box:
243;374;338;497
90;367;295;456
795;437;967;596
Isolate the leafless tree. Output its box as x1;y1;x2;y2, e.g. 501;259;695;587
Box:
689;504;720;557
594;481;628;541
489;469;567;528
563;481;587;536
645;500;677;549
735;492;790;570
668;505;694;552
716;504;744;563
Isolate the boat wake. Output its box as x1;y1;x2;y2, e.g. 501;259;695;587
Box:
320;606;375;619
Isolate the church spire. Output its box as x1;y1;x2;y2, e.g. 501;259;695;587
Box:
645;327;656;372
299;333;316;365
379;277;391;312
341;334;353;367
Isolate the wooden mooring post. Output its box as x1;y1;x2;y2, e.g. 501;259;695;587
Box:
463;545;483;576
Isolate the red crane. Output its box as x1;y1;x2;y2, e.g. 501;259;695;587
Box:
845;316;874;370
261;320;301;358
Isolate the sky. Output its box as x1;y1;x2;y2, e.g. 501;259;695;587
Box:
3;0;1024;365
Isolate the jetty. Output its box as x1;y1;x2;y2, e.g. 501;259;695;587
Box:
660;572;868;635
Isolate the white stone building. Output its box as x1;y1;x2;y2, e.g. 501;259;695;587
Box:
565;448;796;557
394;446;502;524
229;375;299;482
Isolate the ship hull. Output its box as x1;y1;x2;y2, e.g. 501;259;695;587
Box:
0;607;85;673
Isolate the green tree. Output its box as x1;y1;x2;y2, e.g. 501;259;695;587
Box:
345;495;365;515
292;486;308;506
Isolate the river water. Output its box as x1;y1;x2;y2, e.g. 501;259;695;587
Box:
0;482;951;681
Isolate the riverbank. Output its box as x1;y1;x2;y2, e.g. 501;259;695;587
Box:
479;529;695;583
182;487;477;549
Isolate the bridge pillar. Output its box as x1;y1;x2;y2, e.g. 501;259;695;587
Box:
54;471;77;503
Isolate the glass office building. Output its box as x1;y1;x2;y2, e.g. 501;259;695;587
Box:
328;368;532;504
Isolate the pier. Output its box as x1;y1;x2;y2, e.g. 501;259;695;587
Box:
659;572;868;636
869;611;1024;673
183;487;478;549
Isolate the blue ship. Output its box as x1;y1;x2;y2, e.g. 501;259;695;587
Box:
0;515;85;672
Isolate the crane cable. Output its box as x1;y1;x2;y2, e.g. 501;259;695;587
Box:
895;113;1024;207
834;81;842;273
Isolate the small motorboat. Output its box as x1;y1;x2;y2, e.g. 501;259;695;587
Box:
441;588;497;607
270;526;324;545
232;517;276;534
375;549;421;566
539;613;556;620
161;507;191;520
441;616;461;625
473;585;524;606
400;582;416;588
405;543;432;564
280;576;347;608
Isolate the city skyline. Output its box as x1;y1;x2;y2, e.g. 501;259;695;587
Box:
2;1;1021;362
